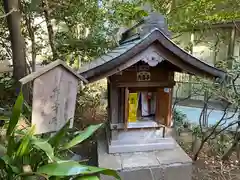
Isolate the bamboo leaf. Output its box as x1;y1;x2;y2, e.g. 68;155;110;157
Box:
6;91;24;137
23;101;32;115
0;143;7;154
62;124;102;150
79;165;121;180
32;139;55;160
76;176;100;180
7;135;16;157
37;161;88;176
0;158;5;169
1;155;21;173
16;126;35;158
48;120;71;147
14;172;49;179
0;116;10;121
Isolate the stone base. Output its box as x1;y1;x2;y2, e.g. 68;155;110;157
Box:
98;138;192;180
108;128;176;153
108;137;176;153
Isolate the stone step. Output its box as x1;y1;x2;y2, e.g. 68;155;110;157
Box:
112;128;170;142
110;137;174;146
108;138;176;153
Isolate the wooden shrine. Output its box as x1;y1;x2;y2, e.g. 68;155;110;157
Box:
79;12;226;153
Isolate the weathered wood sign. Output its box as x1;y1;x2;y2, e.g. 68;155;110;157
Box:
20;60;87;134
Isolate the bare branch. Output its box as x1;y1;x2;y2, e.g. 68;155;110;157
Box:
219;107;238;127
0;8;16;19
232;74;240;96
233;21;240;32
210;117;239;140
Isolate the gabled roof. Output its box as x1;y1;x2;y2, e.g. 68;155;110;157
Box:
79;28;226;82
20;60;88;85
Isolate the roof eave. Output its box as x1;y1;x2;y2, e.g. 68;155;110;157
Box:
79;29;226;82
20;60;88;85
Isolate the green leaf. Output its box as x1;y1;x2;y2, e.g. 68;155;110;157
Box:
7;135;16;156
0;158;5;170
6;91;24;137
0;116;10;121
32;139;55;160
62;124;102;150
48;120;71;147
0;144;7;154
23;101;32;114
16;126;35;158
9;165;21;173
22;101;32;120
76;176;100;180
29;0;42;12
79;165;121;180
37;161;88;176
14;172;49;179
1;155;21;173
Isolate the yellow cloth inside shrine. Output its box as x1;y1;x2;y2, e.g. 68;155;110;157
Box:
128;93;138;122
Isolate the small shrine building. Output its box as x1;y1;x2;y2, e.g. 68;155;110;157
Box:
79;12;226;180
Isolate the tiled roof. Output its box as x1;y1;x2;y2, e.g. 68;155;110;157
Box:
79;38;142;74
79;28;226;82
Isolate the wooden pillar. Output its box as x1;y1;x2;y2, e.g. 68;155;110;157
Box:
169;88;173;126
109;81;119;124
124;87;129;130
155;88;172;126
119;87;125;123
109;80;120;141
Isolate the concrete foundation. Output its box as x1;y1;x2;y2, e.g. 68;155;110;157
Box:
98;137;192;180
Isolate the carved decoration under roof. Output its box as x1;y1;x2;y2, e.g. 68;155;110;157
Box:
141;50;164;67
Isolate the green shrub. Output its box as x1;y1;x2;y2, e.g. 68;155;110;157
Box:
74;81;107;129
173;108;187;128
0;91;120;180
0;73;16;108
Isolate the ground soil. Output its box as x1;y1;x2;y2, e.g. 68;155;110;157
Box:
75;128;240;179
178;132;240;180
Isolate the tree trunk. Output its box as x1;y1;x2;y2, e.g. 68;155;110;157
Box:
222;141;237;161
3;0;29;101
3;0;27;80
24;11;36;72
193;138;205;161
222;130;240;161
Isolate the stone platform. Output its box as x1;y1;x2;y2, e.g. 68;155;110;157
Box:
98;138;192;180
108;128;176;153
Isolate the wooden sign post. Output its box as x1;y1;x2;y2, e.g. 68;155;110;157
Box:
19;60;88;134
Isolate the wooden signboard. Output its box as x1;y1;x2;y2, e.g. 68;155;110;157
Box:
20;60;87;134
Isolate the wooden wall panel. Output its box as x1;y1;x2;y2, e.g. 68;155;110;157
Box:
110;62;175;86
